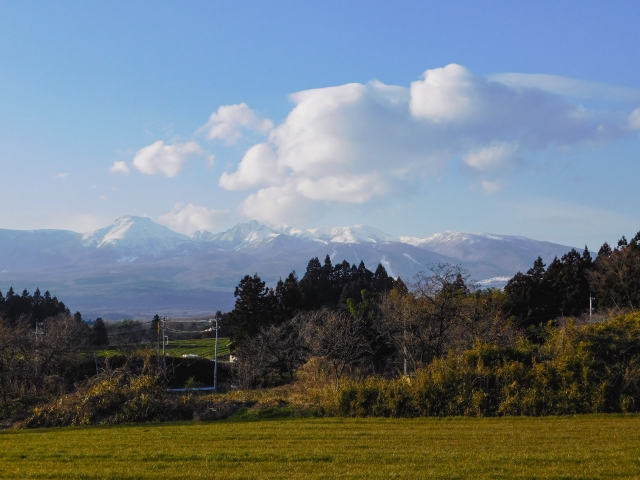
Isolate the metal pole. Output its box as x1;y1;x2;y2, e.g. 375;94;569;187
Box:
403;316;407;376
214;317;219;392
157;317;160;367
35;322;39;377
35;321;44;377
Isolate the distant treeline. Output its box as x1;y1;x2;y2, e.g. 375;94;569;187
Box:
0;287;70;328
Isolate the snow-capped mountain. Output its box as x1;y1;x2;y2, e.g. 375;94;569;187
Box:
81;216;191;256
302;225;397;244
399;231;576;275
0;217;579;318
194;220;285;250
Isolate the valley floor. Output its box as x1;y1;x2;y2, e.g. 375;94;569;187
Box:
1;415;639;478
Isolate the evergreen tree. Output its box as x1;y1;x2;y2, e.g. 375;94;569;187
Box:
506;250;595;329
91;318;109;346
598;242;612;258
227;274;276;344
150;314;161;341
275;272;303;322
372;263;395;293
592;235;640;310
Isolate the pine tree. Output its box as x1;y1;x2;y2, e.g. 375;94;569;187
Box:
227;274;276;344
275;272;303;322
91;318;109;346
372;263;395;293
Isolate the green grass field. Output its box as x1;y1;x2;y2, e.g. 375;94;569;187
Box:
164;337;231;359
96;338;230;360
1;415;639;478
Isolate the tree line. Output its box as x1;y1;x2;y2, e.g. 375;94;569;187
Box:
227;230;640;389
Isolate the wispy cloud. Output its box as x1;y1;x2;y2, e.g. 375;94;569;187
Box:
489;73;640;103
54;172;68;179
629;108;640;130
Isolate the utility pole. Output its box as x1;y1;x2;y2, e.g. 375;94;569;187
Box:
162;316;167;374
213;314;219;392
156;317;161;367
35;321;44;376
403;316;408;376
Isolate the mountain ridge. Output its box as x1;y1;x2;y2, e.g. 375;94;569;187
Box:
0;216;579;318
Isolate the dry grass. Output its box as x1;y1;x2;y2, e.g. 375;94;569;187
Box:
1;415;640;478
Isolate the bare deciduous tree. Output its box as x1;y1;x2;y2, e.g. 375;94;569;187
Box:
377;264;514;374
0;313;91;413
234;316;309;389
304;309;369;388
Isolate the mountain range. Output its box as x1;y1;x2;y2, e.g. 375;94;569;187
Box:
0;216;577;319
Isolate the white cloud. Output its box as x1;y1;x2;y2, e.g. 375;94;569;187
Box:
158;203;230;234
200;103;273;144
629;108;640;130
463;141;519;171
238;183;310;225
110;160;130;174
410;64;476;122
479;180;503;194
132;141;203;177
98;195;107;201
216;64;635;224
219;143;284;190
54;172;68;179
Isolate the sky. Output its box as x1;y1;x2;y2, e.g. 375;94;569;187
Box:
0;0;639;249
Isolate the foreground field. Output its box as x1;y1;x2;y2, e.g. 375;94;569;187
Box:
1;416;639;479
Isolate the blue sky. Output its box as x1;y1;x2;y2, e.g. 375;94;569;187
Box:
1;0;639;249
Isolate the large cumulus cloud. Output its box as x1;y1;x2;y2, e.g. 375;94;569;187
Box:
219;64;634;224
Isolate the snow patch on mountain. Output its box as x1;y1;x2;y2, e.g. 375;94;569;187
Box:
403;253;422;265
379;255;396;278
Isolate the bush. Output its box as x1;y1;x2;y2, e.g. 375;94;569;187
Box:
321;312;640;417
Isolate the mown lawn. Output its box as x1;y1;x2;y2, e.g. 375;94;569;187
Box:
1;415;639;478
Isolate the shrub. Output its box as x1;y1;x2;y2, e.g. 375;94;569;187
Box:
320;312;640;417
